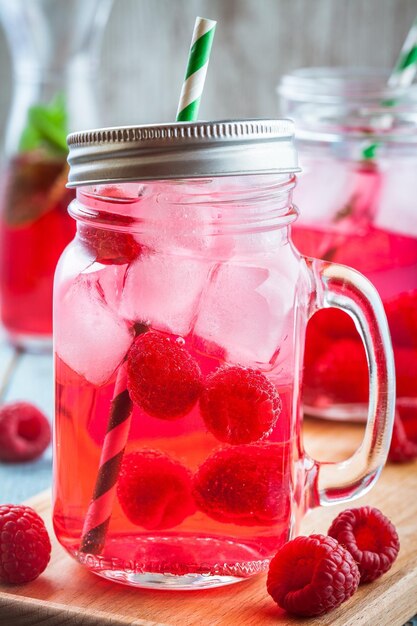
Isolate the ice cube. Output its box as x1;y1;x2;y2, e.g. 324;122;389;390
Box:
55;271;133;386
119;251;211;337
377;162;417;237
132;182;214;253
193;258;297;366
132;181;237;260
295;157;351;222
94;263;128;313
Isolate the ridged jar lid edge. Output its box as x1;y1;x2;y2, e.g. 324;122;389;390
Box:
67;119;300;187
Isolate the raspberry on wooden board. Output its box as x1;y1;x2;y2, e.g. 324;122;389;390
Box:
267;534;360;617
0;505;51;584
328;506;400;583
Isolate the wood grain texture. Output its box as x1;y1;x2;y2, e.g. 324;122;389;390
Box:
1;0;417;140
0;419;416;626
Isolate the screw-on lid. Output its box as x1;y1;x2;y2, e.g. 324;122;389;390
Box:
66;119;299;187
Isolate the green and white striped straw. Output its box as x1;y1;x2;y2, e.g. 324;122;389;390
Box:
362;15;417;159
388;15;417;88
176;16;217;122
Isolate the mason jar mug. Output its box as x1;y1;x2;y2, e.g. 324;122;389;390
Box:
279;67;417;423
53;120;395;589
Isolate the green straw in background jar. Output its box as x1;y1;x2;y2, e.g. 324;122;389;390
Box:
386;14;417;87
79;16;217;557
325;14;417;243
362;14;417;160
176;16;217;121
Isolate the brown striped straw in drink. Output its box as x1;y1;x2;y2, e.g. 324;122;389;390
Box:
79;361;133;554
78;15;217;555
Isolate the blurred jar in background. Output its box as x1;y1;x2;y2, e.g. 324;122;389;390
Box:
0;0;112;351
279;67;417;426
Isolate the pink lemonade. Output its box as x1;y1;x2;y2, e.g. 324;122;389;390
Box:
54;348;298;583
279;66;417;424
53;179;309;588
292;169;417;419
54;121;395;589
0;151;76;344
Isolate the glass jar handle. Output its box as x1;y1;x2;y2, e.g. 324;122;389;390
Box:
305;258;395;505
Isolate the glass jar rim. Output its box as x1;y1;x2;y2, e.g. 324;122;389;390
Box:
278;66;417;105
278;66;417;145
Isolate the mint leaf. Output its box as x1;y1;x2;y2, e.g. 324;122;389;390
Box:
28;106;68;153
19;93;69;156
19;123;42;152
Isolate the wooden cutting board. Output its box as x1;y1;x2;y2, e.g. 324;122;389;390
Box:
0;419;416;626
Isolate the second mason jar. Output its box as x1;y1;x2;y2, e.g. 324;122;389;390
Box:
53;120;394;590
0;0;112;350
279;67;417;422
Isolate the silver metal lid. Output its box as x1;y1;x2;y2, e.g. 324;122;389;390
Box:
66;119;299;187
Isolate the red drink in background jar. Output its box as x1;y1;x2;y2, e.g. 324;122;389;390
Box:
280;67;417;423
0;147;75;343
53;120;394;589
0;0;112;350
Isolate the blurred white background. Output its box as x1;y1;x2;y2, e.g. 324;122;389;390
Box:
0;0;417;135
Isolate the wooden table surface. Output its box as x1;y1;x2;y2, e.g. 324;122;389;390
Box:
0;333;416;625
0;417;417;625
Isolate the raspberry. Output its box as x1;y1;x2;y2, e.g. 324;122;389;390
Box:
394;347;417;398
193;443;290;526
0;402;51;462
397;402;417;442
199;365;282;444
328;506;400;583
267;534;360;617
304;338;368;404
389;412;417;463
79;224;141;265
117;450;196;530
303;317;332;371
385;290;417;349
0;505;51;583
127;333;203;419
309;308;359;341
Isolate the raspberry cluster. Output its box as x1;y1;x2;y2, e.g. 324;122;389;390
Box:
126;332;282;441
120;331;285;531
267;506;400;617
304;292;417;463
